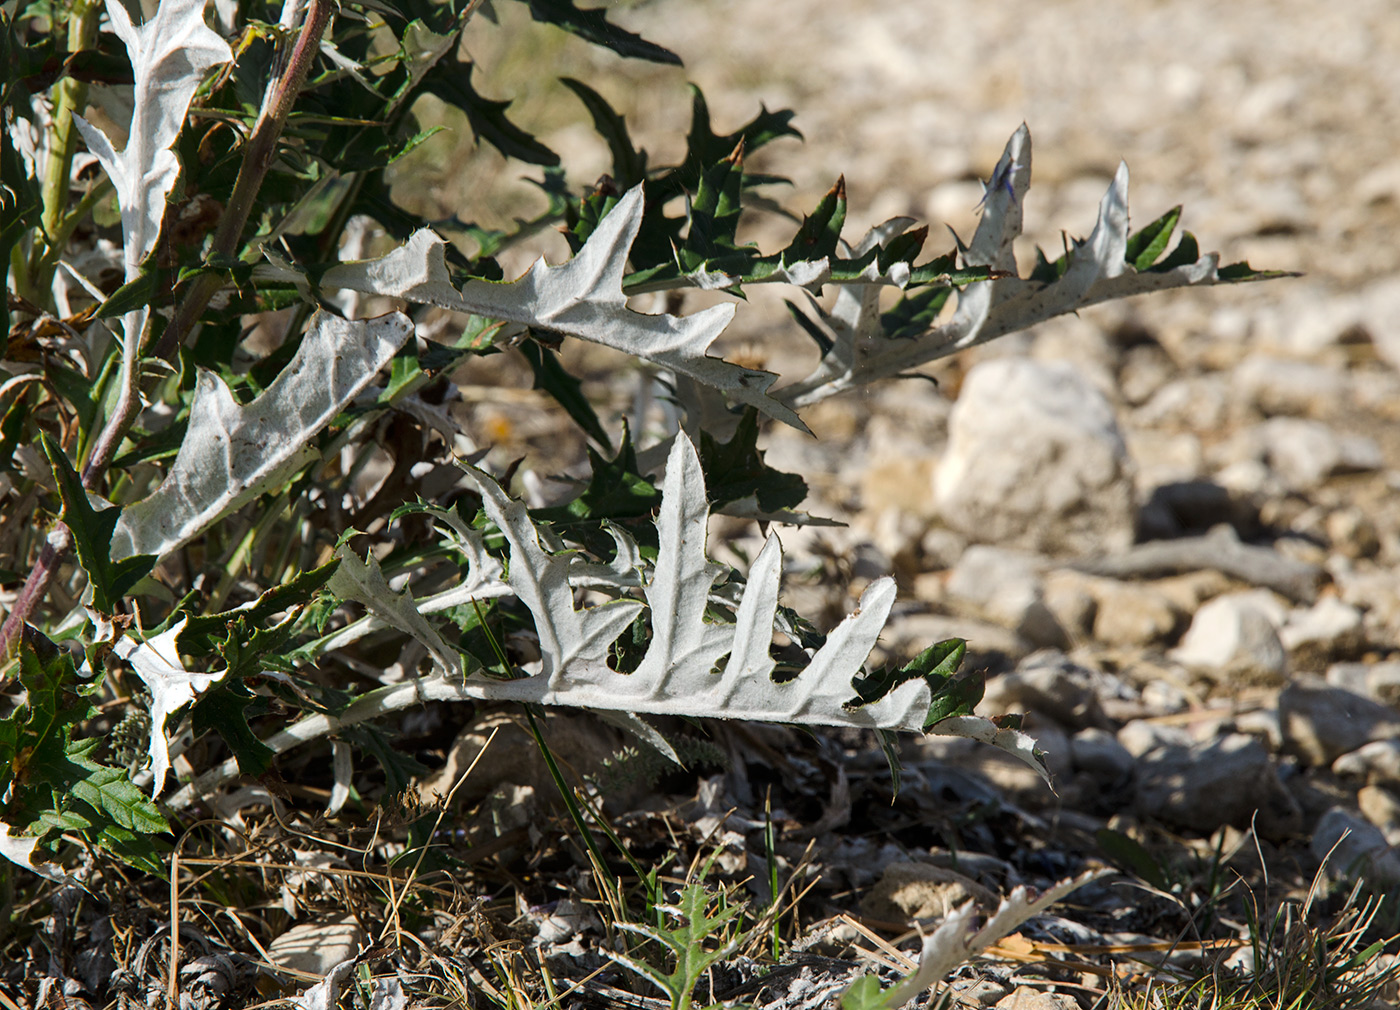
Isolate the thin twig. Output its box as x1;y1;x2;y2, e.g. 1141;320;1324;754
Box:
153;0;335;363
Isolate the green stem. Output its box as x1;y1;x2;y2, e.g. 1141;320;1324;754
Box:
32;177;114;295
29;0;103;308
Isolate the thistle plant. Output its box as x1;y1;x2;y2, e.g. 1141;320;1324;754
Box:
1;0;1273;891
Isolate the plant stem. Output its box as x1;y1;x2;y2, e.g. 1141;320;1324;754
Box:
153;0;334;363
27;0;103;308
0;528;73;662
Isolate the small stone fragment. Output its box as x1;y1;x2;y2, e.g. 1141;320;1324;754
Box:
979;651;1111;731
1090;580;1184;648
946;545;1068;649
1312;807;1400;885
1169;591;1289;685
1257;417;1383;490
1280;597;1366;671
1333;740;1400;783
994;986;1081;1009
859;862;993;923
267;916;366;977
1280;676;1400;766
1071;728;1135;783
1358;785;1400;845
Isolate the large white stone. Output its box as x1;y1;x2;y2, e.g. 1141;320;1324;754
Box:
1169;590;1289;685
933;357;1135;556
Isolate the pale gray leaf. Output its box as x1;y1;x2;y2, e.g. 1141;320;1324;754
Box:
313;186;807;430
111;312;414;559
881;868;1110;1007
113;617;227;798
76;0;232;275
328;545;462;679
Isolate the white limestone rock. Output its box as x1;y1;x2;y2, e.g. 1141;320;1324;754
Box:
933;357;1136;557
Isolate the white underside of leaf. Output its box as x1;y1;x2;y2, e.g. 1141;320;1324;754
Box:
328;545;462;679
73;0;232;276
0;824;79;885
928;715;1049;786
783;125;1242;407
111;311;414;560
284;185;806;431
167;437;1049;807
114;617;228;798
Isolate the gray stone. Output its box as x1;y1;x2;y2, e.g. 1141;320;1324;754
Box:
1233;354;1346;417
1041;571;1098;642
1358;785;1400;845
1337;568;1400;647
1333;740;1400;783
1134;733;1302;838
1028;717;1075;781
1325;662;1372;697
1090;580;1183;648
1280;676;1400;766
1169;591;1289;685
1117;719;1193;759
1139;679;1191;716
1326;507;1382;559
1312;807;1400;885
860;861;993;923
1258;417;1383;490
1280;597;1366;671
995;988;1079;1010
950;979;1012;1007
1119;342;1177;406
933;357;1136;557
945;545;1068;649
1071;728;1135;783
1235;708;1284;751
979;651;1110;730
1138;480;1246;540
1361;276;1400;373
1135;375;1231;433
1214;458;1285;499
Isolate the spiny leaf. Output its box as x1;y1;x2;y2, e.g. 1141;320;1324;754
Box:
67;764;168;835
609;883;751;1005
881;285;954;340
698;407;807;513
849;639;974;720
782;125;1278;409
418;54;559;165
1125;204;1181;270
71;0;232;276
114;617;228;798
517;0;681;65
190;682;275;778
520;338;612;451
560;77;647;187
303;186;808;431
781;176;847;264
40;433;156;613
109;311;415;560
533;423;660;532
